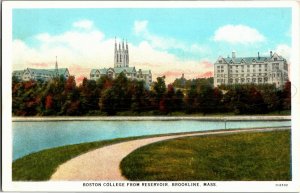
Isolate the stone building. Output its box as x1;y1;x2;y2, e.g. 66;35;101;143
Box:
214;51;289;88
90;39;152;87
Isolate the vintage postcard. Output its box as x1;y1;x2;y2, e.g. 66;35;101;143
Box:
2;1;300;192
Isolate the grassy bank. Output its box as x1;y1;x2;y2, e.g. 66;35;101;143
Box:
12;136;146;181
13;131;209;181
121;130;291;181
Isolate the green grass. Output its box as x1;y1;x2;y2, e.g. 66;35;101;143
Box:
12;136;146;181
121;130;291;181
12;131;211;181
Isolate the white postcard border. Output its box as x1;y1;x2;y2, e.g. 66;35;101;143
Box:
2;1;300;192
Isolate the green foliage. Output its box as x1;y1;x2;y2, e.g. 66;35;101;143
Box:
12;74;291;116
121;130;291;181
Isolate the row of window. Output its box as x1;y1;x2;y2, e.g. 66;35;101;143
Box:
218;67;283;74
216;72;283;80
229;64;268;68
217;62;285;70
217;73;271;77
217;77;269;84
227;73;268;77
228;68;268;73
218;57;278;64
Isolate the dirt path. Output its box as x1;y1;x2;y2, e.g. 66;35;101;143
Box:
50;127;287;181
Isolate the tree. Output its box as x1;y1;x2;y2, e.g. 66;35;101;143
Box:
248;86;267;114
223;84;267;114
174;89;184;112
99;88;118;115
65;76;76;92
195;84;216;114
129;80;147;113
45;95;53;110
79;78;99;114
282;81;291;110
185;84;197;113
153;76;166;98
152;76;167;111
260;84;280;112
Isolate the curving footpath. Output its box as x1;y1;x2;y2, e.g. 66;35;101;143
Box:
50;127;288;181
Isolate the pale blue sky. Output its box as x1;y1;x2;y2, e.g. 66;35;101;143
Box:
13;8;291;58
12;8;292;82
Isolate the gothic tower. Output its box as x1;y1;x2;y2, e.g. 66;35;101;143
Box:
114;38;129;68
55;56;59;77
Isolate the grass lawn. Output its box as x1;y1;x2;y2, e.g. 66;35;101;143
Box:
12;131;214;181
121;130;291;181
12;136;146;181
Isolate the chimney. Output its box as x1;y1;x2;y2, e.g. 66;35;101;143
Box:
258;52;260;59
232;51;236;59
270;51;273;57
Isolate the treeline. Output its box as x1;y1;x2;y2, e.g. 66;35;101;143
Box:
12;73;291;116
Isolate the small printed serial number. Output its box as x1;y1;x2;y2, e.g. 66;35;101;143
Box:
275;184;288;187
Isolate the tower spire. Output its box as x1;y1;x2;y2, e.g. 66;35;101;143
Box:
55;56;59;77
115;36;117;51
122;38;125;50
114;37;118;67
126;39;129;66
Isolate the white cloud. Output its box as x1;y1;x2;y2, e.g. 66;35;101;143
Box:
73;20;94;30
213;25;266;44
133;20;210;56
130;41;213;83
275;44;291;62
36;33;51;42
13;20;214;84
134;20;148;34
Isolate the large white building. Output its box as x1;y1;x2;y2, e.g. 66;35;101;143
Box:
12;58;70;82
214;51;289;88
90;39;152;86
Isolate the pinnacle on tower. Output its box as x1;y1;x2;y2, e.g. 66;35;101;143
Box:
115;37;117;51
55;56;59;77
122;39;125;50
113;37;129;68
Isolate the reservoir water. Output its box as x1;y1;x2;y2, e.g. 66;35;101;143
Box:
13;120;291;160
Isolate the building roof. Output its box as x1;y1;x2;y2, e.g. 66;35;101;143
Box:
91;67;151;77
12;70;24;75
217;52;285;65
91;69;108;74
48;68;69;75
90;69;98;74
91;67;137;74
114;67;136;74
27;68;68;76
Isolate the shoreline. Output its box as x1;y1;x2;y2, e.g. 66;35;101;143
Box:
13;127;290;181
12;115;291;122
13;126;290;161
50;127;290;181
